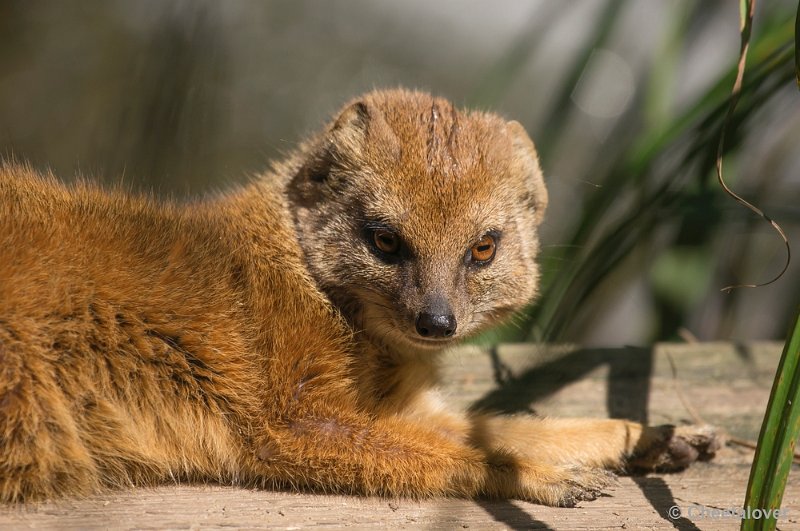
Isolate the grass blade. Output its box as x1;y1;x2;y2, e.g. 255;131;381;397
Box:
741;307;800;530
795;0;800;88
716;0;791;293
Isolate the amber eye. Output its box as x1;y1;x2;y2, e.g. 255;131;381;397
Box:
470;234;496;263
373;229;401;254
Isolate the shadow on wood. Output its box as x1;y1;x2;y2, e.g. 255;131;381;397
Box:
472;346;654;423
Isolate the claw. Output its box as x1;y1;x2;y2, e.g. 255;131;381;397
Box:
556;468;615;507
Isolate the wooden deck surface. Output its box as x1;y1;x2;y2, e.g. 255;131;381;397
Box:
2;342;797;530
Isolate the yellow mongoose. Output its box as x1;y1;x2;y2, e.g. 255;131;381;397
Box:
0;89;717;505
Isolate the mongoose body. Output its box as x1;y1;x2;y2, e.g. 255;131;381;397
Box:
0;89;716;505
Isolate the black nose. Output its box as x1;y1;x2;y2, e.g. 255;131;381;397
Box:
415;312;457;338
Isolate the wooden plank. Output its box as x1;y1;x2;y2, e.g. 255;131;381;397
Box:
3;472;798;530
446;342;781;441
1;342;794;530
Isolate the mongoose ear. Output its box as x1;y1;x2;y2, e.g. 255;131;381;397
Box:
507;120;548;224
303;101;371;184
330;101;370;135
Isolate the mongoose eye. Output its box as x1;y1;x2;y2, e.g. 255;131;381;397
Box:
373;229;401;255
470;234;496;264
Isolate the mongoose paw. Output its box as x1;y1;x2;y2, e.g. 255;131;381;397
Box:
556;468;616;507
629;424;721;473
523;467;616;507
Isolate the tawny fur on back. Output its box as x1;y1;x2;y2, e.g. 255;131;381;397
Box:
0;89;717;506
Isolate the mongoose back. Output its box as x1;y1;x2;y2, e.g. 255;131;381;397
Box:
0;89;717;505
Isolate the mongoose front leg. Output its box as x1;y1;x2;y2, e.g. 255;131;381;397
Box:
469;415;720;473
248;413;613;506
399;390;718;480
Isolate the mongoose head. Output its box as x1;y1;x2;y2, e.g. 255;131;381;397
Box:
287;89;547;352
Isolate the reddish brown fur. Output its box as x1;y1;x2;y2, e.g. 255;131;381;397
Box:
0;89;717;506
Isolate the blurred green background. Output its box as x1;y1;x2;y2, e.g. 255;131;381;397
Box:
1;0;798;346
